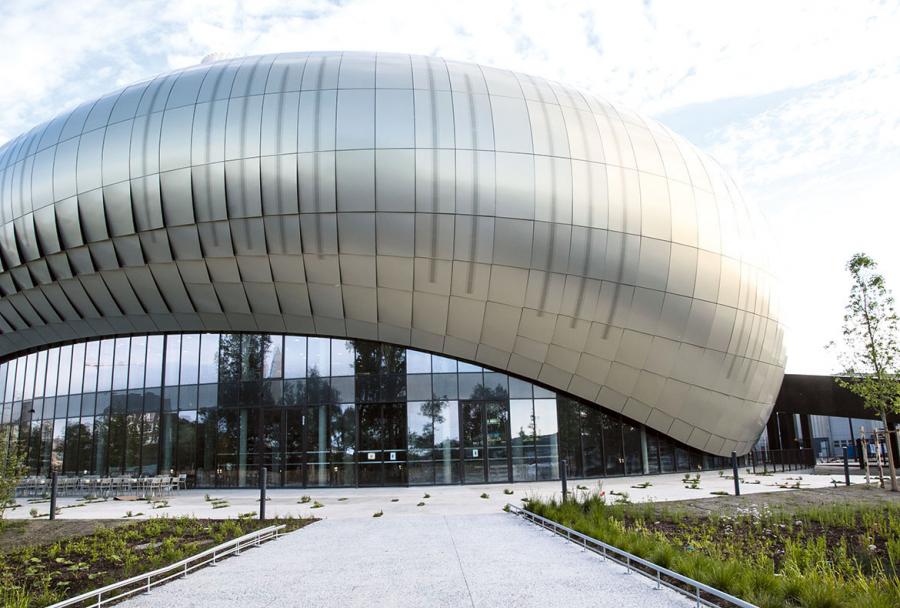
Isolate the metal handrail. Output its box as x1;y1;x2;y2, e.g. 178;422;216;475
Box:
47;524;287;608
506;504;757;608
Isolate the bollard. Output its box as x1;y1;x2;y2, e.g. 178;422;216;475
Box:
259;466;267;520
731;451;740;496
49;472;58;520
560;459;568;502
842;446;851;486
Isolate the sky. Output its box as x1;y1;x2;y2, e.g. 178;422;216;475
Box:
0;0;898;374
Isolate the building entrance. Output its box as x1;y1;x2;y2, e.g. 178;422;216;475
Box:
357;402;407;486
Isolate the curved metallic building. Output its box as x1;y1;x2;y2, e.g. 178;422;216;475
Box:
0;51;784;471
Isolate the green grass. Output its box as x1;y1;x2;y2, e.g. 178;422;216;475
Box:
524;495;900;607
0;516;314;607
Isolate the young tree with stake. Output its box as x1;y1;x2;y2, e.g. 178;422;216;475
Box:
829;253;900;491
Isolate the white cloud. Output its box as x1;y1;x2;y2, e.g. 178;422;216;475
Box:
1;0;899;373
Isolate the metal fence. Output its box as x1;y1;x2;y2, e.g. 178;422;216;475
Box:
749;448;815;473
506;504;757;608
46;524;286;608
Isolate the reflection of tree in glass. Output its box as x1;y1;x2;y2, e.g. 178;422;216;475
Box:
218;334;242;383
306;369;339;405
408;398;444;449
471;383;509;402
353;341;407;401
218;334;272;382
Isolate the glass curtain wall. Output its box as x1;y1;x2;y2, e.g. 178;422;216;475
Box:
0;333;732;487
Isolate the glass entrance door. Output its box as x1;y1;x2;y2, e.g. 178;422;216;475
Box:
462;402;486;483
357;403;407;486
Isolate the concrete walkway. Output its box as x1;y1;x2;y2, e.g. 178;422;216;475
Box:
9;469;866;520
121;513;694;608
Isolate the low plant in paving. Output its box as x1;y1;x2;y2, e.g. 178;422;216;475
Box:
480;493;490;499
372;510;384;518
525;494;900;607
0;516;314;607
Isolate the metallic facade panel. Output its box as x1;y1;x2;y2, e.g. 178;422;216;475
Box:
0;51;786;457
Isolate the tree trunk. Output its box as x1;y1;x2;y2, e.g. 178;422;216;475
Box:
881;411;898;492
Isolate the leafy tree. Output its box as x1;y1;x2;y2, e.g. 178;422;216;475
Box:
0;425;26;521
830;253;900;491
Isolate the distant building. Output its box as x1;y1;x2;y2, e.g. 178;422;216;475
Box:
757;374;899;460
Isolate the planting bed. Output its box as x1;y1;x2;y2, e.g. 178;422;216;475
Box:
525;486;900;607
0;516;315;607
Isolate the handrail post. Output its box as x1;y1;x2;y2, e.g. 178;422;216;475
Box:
259;466;267;521
559;459;568;502
843;446;851;486
731;451;740;496
49;472;58;520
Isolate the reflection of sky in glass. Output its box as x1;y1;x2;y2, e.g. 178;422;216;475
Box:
284;336;306;379
331;339;355;377
307;337;330;377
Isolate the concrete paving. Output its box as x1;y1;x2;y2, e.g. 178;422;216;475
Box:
14;470;866;606
8;469;868;520
121;513;696;608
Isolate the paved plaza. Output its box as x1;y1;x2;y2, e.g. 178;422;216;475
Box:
10;470;870;606
8;469;866;520
121;512;696;608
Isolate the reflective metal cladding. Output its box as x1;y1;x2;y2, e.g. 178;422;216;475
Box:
0;52;785;456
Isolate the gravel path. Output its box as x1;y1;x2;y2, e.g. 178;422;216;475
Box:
121;513;693;608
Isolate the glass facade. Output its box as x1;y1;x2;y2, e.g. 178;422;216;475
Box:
0;334;733;487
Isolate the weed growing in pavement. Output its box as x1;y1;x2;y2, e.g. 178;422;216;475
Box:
417;502;425;507
609;491;630;504
480;493;490;499
503;488;514;495
631;481;652;489
422;493;430;499
372;510;383;518
310;501;324;509
298;495;311;503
